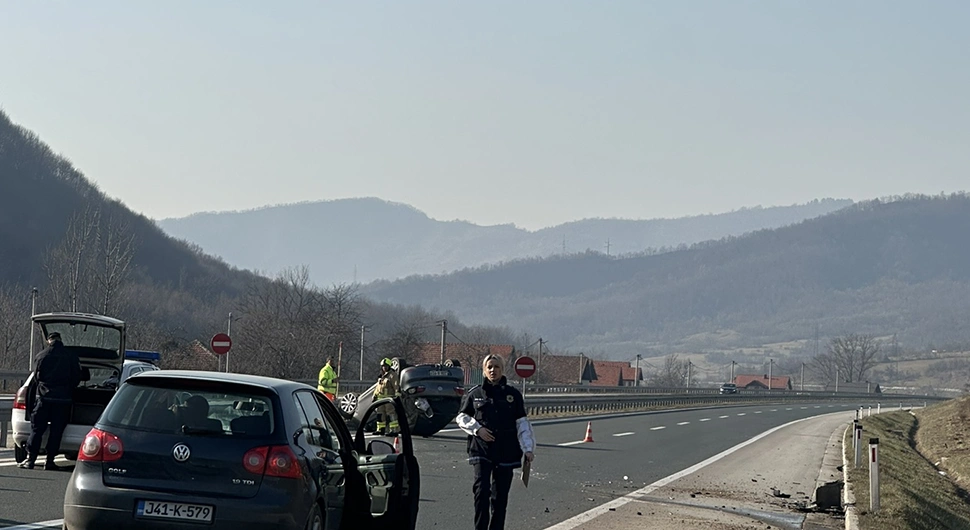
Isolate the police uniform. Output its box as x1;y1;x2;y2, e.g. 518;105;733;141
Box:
456;375;535;530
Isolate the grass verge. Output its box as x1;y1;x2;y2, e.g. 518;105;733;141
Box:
845;409;970;530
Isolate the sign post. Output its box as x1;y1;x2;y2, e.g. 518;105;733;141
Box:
210;333;232;373
869;438;880;512
515;356;537;399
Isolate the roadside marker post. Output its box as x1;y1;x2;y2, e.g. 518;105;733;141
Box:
877;403;881;414
854;422;863;469
868;405;872;417
869;438;880;512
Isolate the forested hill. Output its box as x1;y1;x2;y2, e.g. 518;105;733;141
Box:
157;197;852;285
362;195;970;353
0;109;259;335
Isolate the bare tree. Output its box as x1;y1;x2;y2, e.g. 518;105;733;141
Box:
811;333;881;384
650;354;689;387
0;285;30;370
91;210;137;315
44;205;99;311
41;205;137;315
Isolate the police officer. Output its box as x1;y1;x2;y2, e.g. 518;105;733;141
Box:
374;358;400;435
19;332;81;470
317;356;338;400
456;354;535;530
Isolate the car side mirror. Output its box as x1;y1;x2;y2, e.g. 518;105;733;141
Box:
367;440;395;455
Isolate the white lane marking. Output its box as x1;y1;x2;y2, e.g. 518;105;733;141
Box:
0;520;63;529
0;456;69;468
676;422;690;426
719;415;729;419
649;426;666;431
801;407;808;410
786;408;793;410
558;440;587;446
541;414;833;530
612;432;635;437
814;406;821;409
737;413;747;416
699;418;711;422
754;411;763;414
770;409;778;412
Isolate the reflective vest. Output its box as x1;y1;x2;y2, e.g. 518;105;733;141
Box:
318;364;337;394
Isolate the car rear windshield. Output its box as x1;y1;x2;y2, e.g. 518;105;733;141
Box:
101;383;275;436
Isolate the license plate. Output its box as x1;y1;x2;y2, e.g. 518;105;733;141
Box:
136;500;214;522
429;370;450;376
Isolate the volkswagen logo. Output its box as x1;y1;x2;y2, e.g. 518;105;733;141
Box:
172;443;191;462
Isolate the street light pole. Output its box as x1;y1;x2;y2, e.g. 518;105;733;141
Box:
359;325;366;380
28;287;37;372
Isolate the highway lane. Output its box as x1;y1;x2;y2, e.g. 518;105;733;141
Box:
0;401;866;529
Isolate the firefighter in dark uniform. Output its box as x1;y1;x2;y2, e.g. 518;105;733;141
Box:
456;354;535;530
19;331;82;470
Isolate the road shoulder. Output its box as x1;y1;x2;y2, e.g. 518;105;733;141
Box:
545;411;853;530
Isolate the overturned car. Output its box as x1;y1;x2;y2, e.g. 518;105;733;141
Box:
338;358;465;437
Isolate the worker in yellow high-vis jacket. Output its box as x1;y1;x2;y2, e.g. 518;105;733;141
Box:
317;356;338;401
374;358;400;435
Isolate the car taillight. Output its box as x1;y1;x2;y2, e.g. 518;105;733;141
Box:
454;386;465;396
243;446;301;479
78;428;124;462
243;446;268;474
406;386;426;395
13;387;26;410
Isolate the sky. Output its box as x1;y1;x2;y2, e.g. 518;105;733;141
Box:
1;1;968;230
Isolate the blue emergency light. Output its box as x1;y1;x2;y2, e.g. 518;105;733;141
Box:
125;350;161;363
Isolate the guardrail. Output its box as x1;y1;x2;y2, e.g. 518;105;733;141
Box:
1;396;11;447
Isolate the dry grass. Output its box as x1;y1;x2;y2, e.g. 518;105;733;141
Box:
845;409;970;530
915;396;970;489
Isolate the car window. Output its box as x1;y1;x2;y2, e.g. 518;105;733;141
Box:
294;391;341;454
101;384;274;436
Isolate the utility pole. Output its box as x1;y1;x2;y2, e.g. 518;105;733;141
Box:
836;369;840;393
687;361;692;390
439;320;447;363
562;236;566;255
730;360;736;382
605;238;611;257
28;287;37;372
635;354;641;388
359;325;367;380
768;359;773;390
578;352;584;383
226;312;233;373
537;338;544;383
801;362;805;392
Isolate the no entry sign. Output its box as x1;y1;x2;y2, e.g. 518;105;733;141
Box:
210;333;232;355
514;356;536;378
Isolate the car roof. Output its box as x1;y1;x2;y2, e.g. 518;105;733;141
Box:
130;370;314;392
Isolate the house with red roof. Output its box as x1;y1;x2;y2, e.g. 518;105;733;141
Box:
734;374;792;390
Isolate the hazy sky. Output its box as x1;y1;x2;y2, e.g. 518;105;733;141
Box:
2;1;968;230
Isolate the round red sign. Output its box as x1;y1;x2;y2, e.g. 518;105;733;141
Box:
210;332;232;355
514;356;536;378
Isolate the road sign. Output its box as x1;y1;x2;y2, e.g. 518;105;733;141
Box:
210;333;232;355
514;356;536;378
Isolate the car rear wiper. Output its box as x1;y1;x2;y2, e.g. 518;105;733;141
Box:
181;425;225;435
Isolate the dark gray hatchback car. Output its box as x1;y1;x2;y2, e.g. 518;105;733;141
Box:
63;371;419;530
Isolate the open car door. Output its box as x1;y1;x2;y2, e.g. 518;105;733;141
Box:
352;397;420;530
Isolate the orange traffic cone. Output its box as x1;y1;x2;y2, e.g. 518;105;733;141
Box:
583;421;594;443
392;436;401;454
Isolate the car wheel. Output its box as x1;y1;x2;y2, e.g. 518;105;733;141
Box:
305;503;323;530
64;452;78;461
391;357;408;372
339;392;359;419
444;358;461;368
14;444;27;463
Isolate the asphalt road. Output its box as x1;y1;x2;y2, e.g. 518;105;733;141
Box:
0;402;864;530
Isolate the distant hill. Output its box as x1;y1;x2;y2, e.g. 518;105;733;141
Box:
361;195;970;353
0;110;262;338
156;198;852;284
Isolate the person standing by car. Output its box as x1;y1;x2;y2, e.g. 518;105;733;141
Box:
19;331;82;470
456;354;535;530
317;356;338;401
374;358;400;435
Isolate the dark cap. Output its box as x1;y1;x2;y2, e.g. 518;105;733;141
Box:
47;332;62;341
